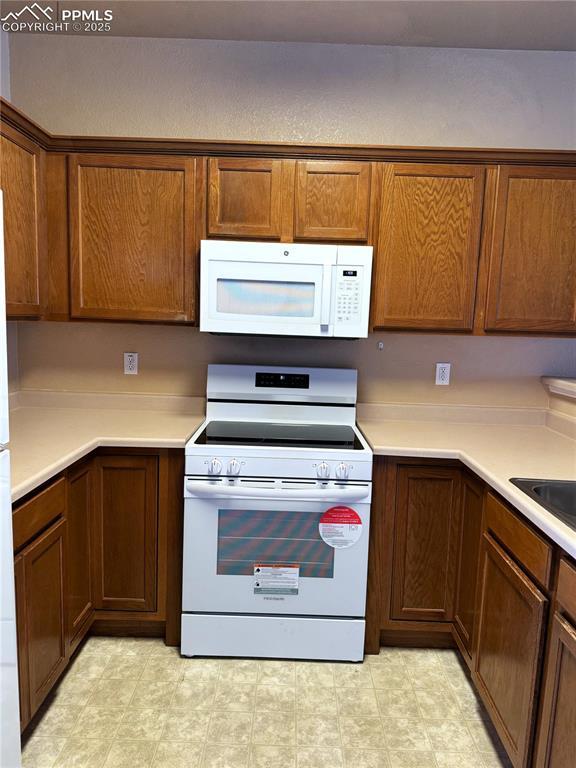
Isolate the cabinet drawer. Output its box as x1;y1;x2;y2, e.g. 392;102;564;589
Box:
13;477;66;551
557;558;576;623
485;493;552;588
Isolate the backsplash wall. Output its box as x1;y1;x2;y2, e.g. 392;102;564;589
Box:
13;322;576;409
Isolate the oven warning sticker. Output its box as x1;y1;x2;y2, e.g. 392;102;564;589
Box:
319;506;362;549
254;564;299;595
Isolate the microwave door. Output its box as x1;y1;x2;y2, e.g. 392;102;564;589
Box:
203;260;332;336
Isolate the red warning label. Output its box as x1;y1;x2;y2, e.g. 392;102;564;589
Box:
319;506;362;549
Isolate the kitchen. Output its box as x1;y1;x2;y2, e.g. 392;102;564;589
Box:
0;2;575;767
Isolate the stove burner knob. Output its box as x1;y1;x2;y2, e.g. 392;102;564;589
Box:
227;458;241;476
316;461;330;479
208;458;222;476
335;462;350;480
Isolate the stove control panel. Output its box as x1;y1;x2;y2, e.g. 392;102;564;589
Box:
335;462;350;480
186;455;372;482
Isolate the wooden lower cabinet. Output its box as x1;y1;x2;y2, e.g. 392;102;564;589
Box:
67;461;94;651
92;455;159;612
474;533;547;767
18;518;68;722
391;466;461;622
453;472;484;662
534;612;576;768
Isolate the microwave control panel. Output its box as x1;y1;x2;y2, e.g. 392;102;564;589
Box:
334;267;363;325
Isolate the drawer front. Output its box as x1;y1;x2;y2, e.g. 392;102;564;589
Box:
13;477;67;551
485;493;552;588
557;558;576;623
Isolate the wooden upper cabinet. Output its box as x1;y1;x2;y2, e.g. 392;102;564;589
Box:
92;455;159;612
485;166;576;333
294;161;371;241
391;466;461;622
372;163;485;330
69;154;196;322
208;158;283;238
0;124;46;316
474;533;547;768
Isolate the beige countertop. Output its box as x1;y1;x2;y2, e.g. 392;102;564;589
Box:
9;393;205;502
8;392;576;559
358;416;576;559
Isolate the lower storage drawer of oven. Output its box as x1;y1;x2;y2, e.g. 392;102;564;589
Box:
181;613;365;661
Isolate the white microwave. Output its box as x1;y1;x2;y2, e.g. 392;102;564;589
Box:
199;240;373;337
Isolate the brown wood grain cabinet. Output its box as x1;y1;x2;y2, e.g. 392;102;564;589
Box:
20;518;68;719
69;154;196;322
453;473;484;662
66;461;94;652
372;163;485;331
92;455;159;612
13;554;30;730
208;158;283;238
474;533;547;768
535;612;576;768
390;466;461;622
0;124;47;317
294;160;371;240
484;166;576;333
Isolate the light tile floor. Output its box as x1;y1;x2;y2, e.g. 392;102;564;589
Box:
21;637;512;768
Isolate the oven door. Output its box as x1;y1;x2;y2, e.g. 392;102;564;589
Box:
200;244;335;336
182;478;371;617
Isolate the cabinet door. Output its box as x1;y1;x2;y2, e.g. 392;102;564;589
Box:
474;533;547;768
391;466;461;622
535;613;576;768
294;161;371;240
208;158;283;238
22;518;67;717
454;473;484;661
93;455;158;612
67;461;94;651
0;124;46;317
485;166;576;333
13;554;30;731
69;154;196;322
373;163;485;330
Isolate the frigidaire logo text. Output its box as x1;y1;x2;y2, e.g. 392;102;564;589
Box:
1;2;113;32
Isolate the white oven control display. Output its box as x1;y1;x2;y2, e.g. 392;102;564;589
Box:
319;506;362;549
254;564;299;596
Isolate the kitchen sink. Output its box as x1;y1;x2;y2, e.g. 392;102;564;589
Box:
510;479;576;532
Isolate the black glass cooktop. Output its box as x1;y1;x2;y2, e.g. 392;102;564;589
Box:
195;421;363;449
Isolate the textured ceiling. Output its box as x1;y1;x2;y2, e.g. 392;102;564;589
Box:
3;1;575;51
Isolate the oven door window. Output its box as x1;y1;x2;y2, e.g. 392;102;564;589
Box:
217;509;334;578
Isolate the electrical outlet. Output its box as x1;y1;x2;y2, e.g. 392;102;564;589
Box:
377;341;384;351
124;352;138;375
435;362;451;386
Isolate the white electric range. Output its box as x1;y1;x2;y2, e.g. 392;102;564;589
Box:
181;365;373;662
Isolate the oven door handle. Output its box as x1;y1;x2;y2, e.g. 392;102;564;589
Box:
185;481;370;502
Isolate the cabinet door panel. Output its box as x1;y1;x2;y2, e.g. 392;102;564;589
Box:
0;125;46;316
295;161;371;240
69;154;195;321
454;474;484;660
535;613;576;768
391;467;461;622
485;166;576;332
474;533;547;768
23;519;67;717
14;554;30;731
67;461;94;650
93;456;158;612
373;163;484;330
208;158;282;238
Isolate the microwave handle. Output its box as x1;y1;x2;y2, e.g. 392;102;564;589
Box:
185;480;369;503
320;265;333;327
